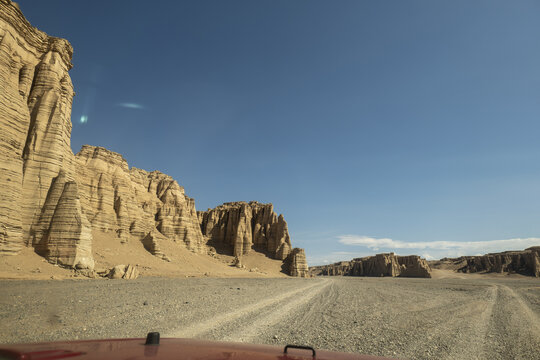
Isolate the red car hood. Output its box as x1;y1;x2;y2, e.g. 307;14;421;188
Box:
0;337;393;360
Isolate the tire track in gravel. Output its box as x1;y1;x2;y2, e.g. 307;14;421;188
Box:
221;279;333;342
441;284;498;360
488;284;540;359
167;278;330;339
443;284;540;360
500;285;540;334
393;284;497;360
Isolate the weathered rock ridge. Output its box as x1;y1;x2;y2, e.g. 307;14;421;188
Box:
198;201;309;276
0;0;307;277
310;253;432;278
432;247;540;277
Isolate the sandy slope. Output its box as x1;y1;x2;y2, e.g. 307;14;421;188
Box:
0;247;71;280
0;231;288;279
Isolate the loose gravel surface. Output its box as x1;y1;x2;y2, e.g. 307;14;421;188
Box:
1;276;539;359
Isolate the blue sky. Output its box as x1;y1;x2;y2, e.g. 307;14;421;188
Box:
19;0;540;264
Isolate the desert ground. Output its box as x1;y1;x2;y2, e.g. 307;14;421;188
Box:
1;274;539;360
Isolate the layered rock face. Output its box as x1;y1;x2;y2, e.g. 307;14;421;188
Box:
0;0;204;268
397;255;433;277
310;253;432;278
198;201;309;276
75;145;204;252
198;201;292;260
436;247;540;277
33;173;94;269
0;0;82;260
285;248;309;277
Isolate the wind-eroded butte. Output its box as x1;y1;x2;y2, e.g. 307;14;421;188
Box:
167;279;330;340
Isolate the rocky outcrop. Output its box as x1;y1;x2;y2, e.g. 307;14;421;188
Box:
198;201;292;260
107;264;140;280
198;201;309;276
434;247;540;277
310;253;432;278
397;255;432;278
285;248;309;277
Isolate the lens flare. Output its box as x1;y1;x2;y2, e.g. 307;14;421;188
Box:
117;102;145;110
80;115;88;124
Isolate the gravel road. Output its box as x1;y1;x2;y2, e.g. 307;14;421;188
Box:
1;276;539;359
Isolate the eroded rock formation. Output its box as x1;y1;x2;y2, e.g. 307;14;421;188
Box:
433;247;540;277
0;0;82;259
34;178;94;269
397;255;433;277
285;248;309;277
310;253;432;278
198;201;309;276
0;0;204;268
198;201;292;260
0;0;307;277
75;145;205;253
107;264;140;280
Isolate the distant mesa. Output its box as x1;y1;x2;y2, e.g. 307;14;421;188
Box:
430;247;540;277
311;247;540;278
0;0;307;278
310;253;432;278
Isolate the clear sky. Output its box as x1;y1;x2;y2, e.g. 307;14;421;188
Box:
18;0;540;264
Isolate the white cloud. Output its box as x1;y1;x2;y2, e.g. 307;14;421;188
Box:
117;102;145;110
330;251;359;256
338;235;540;259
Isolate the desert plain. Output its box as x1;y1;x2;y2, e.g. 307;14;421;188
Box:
1;272;539;360
1;2;540;359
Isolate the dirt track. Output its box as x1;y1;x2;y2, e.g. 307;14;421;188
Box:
1;276;539;359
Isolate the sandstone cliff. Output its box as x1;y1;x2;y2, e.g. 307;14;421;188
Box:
431;247;540;277
310;253;432;278
198;201;292;260
0;0;205;267
0;0;307;277
0;0;83;264
74;145;205;253
198;201;309;276
0;0;214;269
